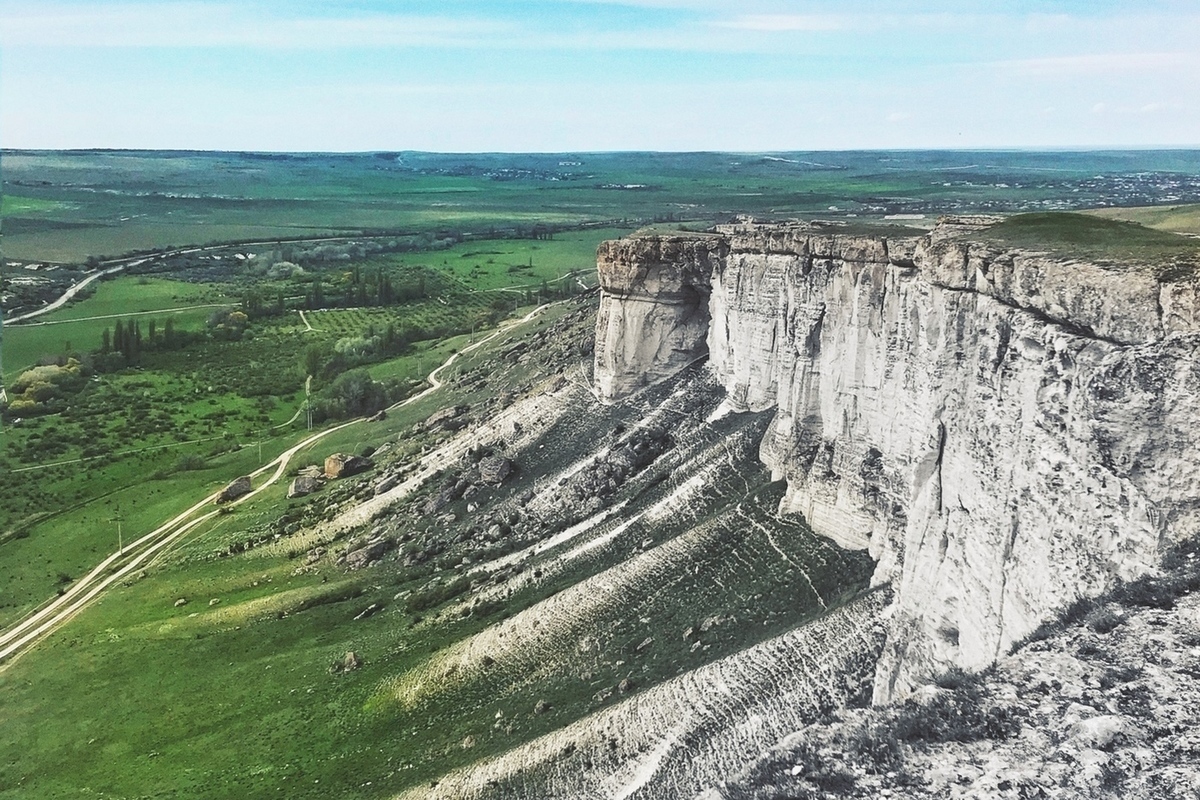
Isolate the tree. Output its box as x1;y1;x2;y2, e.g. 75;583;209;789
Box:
303;344;326;378
113;321;127;359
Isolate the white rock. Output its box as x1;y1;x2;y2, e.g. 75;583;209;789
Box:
595;218;1200;702
1071;715;1129;749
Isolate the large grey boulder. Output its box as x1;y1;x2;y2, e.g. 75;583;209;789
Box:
288;475;324;499
324;453;373;479
216;476;252;504
479;456;514;485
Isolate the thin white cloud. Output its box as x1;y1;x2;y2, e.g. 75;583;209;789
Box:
0;2;843;54
999;52;1200;77
710;14;843;32
0;3;511;48
1091;100;1184;116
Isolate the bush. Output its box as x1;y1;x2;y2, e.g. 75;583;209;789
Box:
405;575;472;614
311;369;390;421
1117;576;1179;610
174;454;208;472
1086;606;1124;634
894;669;1021;745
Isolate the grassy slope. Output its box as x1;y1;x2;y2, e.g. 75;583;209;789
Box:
0;300;873;800
1089;202;1200;236
981;212;1200;271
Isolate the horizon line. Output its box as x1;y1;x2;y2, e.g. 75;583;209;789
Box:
4;145;1200;157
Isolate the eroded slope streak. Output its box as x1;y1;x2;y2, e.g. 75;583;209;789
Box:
331;351;874;796
397;592;887;800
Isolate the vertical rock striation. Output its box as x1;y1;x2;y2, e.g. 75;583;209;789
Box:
594;234;727;400
595;218;1200;702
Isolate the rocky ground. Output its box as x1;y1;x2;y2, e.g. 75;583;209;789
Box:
708;543;1200;800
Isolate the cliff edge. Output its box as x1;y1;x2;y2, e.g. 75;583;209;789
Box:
595;218;1200;702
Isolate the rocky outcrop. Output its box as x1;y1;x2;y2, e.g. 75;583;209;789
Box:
216;476;252;504
594;234;728;400
709;555;1200;800
595;218;1200;702
287;475;324;499
324;453;373;479
478;456;514;485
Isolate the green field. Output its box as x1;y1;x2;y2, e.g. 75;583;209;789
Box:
0;195;68;215
4;277;231;380
1090;202;1200;236
981;212;1200;275
6;149;1200;263
380;227;620;292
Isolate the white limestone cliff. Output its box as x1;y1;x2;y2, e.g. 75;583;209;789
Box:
593;235;727;400
594;220;1200;702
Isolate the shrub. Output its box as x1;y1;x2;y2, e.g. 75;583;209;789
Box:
1086;606;1124;634
1118;576;1179;610
894;669;1021;745
405;575;472;614
174;454;208;472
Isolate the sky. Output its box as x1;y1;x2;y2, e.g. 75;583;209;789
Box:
0;0;1197;152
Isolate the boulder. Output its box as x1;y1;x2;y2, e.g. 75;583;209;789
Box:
287;475;324;498
423;477;470;515
330;651;363;674
346;537;390;569
479;456;514;485
324;453;373;479
367;409;387;422
373;473;401;496
424;405;467;431
216;476;252;504
353;603;381;621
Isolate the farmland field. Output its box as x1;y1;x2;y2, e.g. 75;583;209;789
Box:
6;149;1200;263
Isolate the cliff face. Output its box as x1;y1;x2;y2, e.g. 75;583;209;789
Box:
595;221;1200;701
594;235;728;399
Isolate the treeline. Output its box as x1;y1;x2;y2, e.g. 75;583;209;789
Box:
302;321;421;383
94;317;205;370
297;266;429;312
92;308;250;371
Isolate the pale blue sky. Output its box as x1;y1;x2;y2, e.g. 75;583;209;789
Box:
1;0;1197;151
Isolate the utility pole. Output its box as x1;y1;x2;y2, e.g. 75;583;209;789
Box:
305;373;313;431
114;504;124;555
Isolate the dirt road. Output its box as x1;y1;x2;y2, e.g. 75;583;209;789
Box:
0;303;550;667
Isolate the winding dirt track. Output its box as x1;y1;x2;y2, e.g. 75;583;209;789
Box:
0;304;549;669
